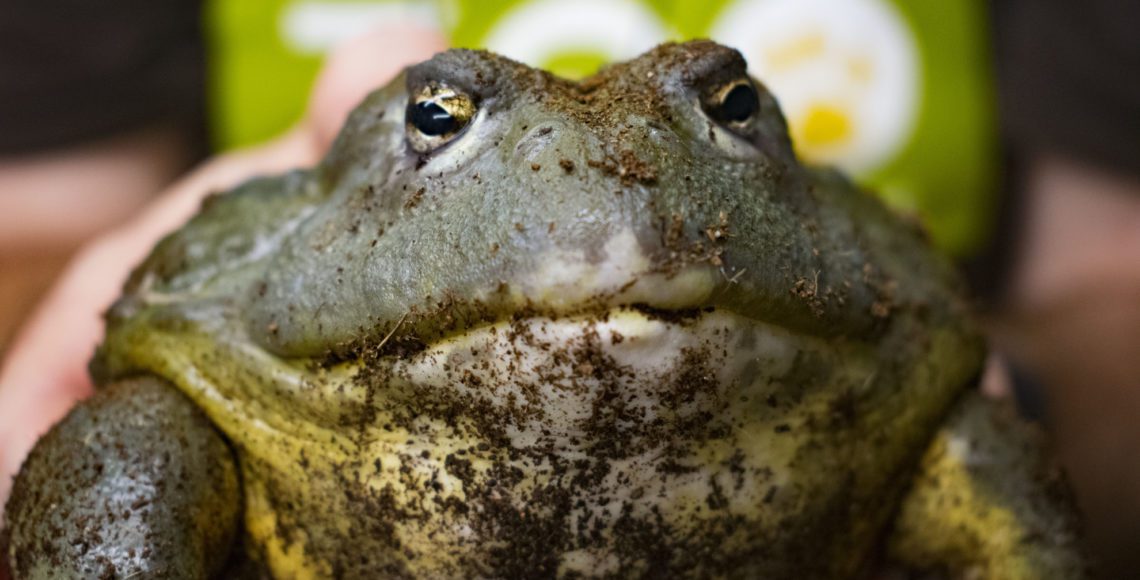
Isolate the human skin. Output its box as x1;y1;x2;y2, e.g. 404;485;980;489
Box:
986;153;1140;573
0;110;197;352
0;24;448;527
0;125;194;254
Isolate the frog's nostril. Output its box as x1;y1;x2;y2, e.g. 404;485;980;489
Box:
514;124;559;160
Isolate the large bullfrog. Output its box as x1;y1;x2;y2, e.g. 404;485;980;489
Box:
4;41;1087;578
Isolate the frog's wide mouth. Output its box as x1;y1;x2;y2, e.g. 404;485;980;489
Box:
324;250;869;365
319;229;737;362
248;221;890;360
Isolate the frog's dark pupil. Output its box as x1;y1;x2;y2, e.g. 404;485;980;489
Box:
411;101;457;136
718;84;759;122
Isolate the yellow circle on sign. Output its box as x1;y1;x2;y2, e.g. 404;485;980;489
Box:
797;103;852;148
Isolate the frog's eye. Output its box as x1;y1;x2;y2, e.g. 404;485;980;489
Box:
703;79;761;127
406;84;476;153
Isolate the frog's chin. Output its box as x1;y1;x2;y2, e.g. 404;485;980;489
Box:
370;305;855;451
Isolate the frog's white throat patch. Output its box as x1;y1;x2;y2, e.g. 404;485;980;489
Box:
377;307;873;454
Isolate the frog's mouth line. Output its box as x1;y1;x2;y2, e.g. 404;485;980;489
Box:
323;233;781;366
365;301;715;360
256;226;881;361
321;250;732;365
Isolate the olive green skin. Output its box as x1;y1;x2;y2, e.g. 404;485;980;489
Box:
23;42;992;577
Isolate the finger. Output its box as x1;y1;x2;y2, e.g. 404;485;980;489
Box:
306;22;447;154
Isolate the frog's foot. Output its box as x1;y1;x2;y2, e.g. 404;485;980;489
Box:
4;377;241;579
886;391;1092;579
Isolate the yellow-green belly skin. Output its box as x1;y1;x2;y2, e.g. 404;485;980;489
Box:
96;301;981;578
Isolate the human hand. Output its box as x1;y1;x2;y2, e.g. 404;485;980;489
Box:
0;24;447;529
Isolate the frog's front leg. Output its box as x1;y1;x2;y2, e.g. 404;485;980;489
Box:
887;391;1091;579
4;377;241;579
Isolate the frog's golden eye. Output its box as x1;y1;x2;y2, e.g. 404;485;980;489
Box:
703;79;761;126
406;84;476;152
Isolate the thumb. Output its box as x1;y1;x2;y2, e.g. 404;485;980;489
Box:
306;23;448;154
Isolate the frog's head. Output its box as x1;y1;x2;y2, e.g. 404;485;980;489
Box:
248;40;955;359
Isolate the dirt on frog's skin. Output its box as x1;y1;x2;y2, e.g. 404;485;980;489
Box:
351;306;728;453
403;187;426;210
654;210;731;277
863;262;898;319
616;149;658;185
583;150;658;187
285;305;822;577
505;40;742;135
1;528;11;578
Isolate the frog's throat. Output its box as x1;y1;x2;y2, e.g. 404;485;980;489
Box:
322;307;881;451
124;306;880;453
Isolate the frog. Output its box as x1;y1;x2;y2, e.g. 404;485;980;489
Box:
4;41;1088;579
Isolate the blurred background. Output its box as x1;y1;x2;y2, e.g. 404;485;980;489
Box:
1;0;1137;574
